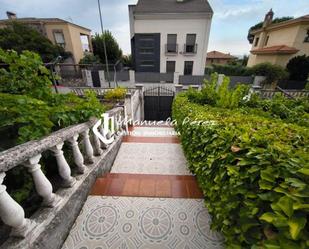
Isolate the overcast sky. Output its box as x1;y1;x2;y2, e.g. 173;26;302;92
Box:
0;0;308;56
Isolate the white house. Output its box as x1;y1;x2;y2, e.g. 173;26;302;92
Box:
129;0;213;75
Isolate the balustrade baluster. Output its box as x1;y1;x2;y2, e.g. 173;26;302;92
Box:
0;173;35;237
68;134;86;174
82;129;94;163
24;154;59;207
51;143;76;187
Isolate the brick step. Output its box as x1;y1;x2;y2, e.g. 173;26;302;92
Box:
90;173;203;198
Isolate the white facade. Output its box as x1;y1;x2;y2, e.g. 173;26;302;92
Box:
129;6;213;76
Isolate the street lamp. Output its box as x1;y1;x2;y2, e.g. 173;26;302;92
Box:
97;0;111;87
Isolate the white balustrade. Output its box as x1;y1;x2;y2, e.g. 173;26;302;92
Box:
0;173;35;237
82;129;94;163
23;154;58;207
68;134;86;174
51;143;76;187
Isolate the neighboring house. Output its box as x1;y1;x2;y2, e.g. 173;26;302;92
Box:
128;0;213;75
206;50;236;65
247;9;309;67
0;11;92;63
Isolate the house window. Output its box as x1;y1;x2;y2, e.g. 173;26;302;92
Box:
140;48;154;54
184;61;193;75
185;34;197;53
53;30;65;48
166;61;176;73
304;30;309;43
254;37;259;47
166;34;177;53
140;60;155;67
265;35;269;46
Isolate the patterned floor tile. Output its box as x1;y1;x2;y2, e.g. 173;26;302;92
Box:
111;143;191;175
62;196;224;249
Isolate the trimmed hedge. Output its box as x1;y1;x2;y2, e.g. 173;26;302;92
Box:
173;95;309;248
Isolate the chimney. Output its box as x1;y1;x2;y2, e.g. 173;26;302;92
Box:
6;11;17;19
263;9;274;27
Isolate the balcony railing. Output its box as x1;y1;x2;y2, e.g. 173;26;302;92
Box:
165;44;178;54
183;44;198;54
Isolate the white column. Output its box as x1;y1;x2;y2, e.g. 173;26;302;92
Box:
68;134;86;174
85;69;93;87
99;70;107;87
82;129;94;163
216;74;225;90
51;143;76;187
23;155;58;207
0;173;34;237
173;72;180;84
129;70;135;84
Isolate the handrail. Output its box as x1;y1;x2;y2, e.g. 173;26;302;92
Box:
275;86;295;99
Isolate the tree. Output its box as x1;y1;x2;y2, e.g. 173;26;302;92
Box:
122;54;133;68
0;21;68;62
286;55;309;81
92;31;123;64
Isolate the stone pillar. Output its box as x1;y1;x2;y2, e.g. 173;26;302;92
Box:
216;74;225;89
85;69;93;87
129;70;135;84
252;76;266;92
99;70;107;87
135;84;144;121
173;72;180;84
82;129;94;164
0;173;35;237
175;84;183;95
68;134;86;174
24;155;59;206
51;143;76;187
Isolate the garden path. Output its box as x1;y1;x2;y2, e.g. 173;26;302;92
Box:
62;126;223;249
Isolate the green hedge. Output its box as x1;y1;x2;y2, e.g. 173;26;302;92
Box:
173;95;309;248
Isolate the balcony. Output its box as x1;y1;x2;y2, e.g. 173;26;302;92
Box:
165;43;178;54
183;43;198;54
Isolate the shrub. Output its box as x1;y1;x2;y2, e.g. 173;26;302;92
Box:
286;55;309;81
173;95;309;248
211;64;250;76
247;63;288;85
104;87;127;101
79;54;101;64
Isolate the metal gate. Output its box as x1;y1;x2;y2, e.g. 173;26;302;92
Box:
144;86;175;121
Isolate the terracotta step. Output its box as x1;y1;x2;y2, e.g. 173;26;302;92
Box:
90;173;203;198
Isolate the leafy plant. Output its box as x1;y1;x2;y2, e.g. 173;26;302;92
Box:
104;87;127;101
247;63;288;86
173;95;309;248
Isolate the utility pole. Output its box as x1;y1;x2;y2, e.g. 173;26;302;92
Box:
98;0;111;87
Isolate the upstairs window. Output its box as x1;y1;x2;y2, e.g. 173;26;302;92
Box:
53;30;65;48
185;34;197;53
254;37;260;47
265;35;269;46
304;30;309;43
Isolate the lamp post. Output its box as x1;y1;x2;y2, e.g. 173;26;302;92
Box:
97;0;111;87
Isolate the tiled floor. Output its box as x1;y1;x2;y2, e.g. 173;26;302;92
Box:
62;197;224;249
62;126;223;249
111;142;190;175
